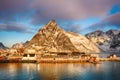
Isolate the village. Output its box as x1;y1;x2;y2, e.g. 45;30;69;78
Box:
0;48;120;63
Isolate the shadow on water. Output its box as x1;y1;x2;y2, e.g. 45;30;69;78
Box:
0;62;120;80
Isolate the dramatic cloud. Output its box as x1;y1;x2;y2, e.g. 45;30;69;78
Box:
59;22;81;33
66;24;81;33
0;0;120;22
0;0;120;33
31;0;120;24
0;0;31;21
88;12;120;31
0;22;34;33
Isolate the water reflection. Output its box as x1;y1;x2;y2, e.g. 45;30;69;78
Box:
0;62;120;80
37;63;87;80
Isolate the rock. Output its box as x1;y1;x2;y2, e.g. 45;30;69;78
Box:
12;41;29;49
27;20;100;54
12;43;24;49
86;29;120;52
23;41;29;46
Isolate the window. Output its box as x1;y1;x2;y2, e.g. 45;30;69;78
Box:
29;54;35;57
23;54;27;57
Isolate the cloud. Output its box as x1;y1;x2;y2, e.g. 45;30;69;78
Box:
0;0;120;33
30;0;120;24
0;0;31;21
0;0;120;24
60;22;81;33
88;12;120;31
0;22;34;33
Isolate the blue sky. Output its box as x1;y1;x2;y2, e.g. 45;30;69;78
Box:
0;0;120;47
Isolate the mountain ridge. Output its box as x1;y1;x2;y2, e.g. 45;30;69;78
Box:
27;20;100;54
86;29;120;52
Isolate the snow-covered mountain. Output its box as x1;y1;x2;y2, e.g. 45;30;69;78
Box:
86;30;120;52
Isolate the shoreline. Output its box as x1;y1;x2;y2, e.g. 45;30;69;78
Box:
0;58;120;63
1;54;120;63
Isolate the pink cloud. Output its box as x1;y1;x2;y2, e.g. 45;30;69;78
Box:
0;0;119;23
31;0;120;20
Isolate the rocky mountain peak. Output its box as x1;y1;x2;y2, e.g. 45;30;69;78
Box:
86;29;120;52
28;20;100;54
47;19;56;24
106;29;120;36
38;19;62;33
12;43;24;49
46;19;57;27
86;30;106;38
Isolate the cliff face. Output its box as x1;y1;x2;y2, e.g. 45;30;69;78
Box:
106;30;120;52
12;41;29;49
12;43;24;49
86;30;120;52
28;20;100;54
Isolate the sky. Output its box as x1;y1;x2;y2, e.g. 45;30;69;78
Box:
0;0;120;47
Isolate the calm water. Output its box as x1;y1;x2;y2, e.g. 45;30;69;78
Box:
0;62;120;80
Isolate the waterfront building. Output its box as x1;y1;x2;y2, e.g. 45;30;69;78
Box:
109;54;117;59
22;48;36;60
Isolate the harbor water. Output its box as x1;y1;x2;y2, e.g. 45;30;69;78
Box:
0;62;120;80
